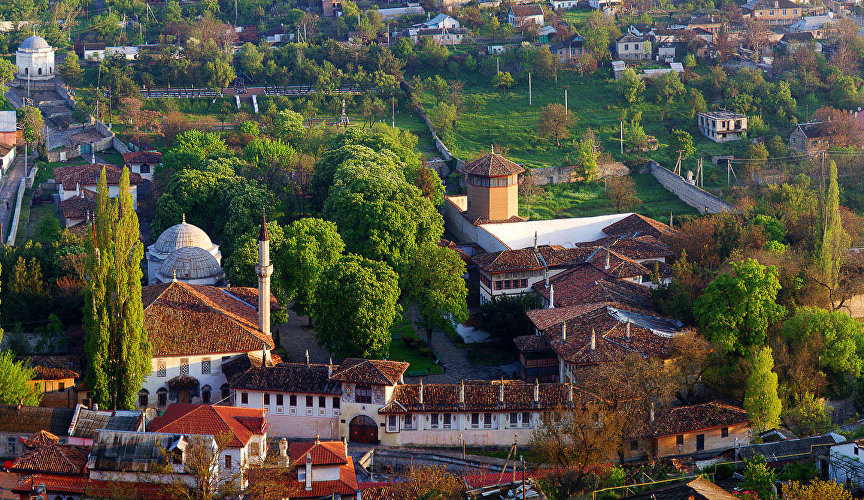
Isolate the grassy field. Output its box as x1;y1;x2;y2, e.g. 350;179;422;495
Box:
389;319;443;376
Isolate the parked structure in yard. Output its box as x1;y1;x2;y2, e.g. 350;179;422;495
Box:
697;111;748;143
122;150;161;182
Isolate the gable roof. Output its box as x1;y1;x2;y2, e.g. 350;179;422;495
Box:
28;355;81;381
122;151;162;164
88;431;208;472
142;281;275;357
329;358;409;386
53;164;143;188
147;404;267;448
742;0;799;10
0;405;75;436
289;439;348;466
602;213;675;238
379;380;577;413
461;153;525;177
650;402;749;436
532;263;654;310
68;406;144;439
510;4;544;17
7;431;89;475
14;474;88;495
471;245;593;273
228;361;341;395
792;121;827;138
551;32;584;50
59;189;97;220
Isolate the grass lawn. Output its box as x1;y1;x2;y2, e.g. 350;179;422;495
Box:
389;319;443;376
98;148;125;165
21;202;59;242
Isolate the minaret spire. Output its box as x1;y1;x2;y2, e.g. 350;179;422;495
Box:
255;208;273;342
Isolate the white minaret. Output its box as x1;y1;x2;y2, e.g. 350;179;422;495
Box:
255;211;273;341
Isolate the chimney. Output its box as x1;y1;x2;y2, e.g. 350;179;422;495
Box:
669;211;673;228
278;438;289;467
548;285;554;309
567;379;573;405
305;452;313;491
533;379;539;404
544;268;549;289
499;377;505;404
255;210;273;340
459;380;465;404
328;358;333;378
590;328;596;351
305;349;310;365
561;322;567;341
419;379;424;405
262;342;269;366
626;319;631;340
605;251;610;270
533;231;538;251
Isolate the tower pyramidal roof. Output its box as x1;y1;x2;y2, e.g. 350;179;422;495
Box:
462;152;525;177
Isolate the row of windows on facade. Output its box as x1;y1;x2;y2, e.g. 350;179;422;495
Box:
156;357;223;377
755;8;798;15
138;384;232;407
240;392;342;410
699;116;744;130
479;274;528;291
385;412;534;431
467;175;511;187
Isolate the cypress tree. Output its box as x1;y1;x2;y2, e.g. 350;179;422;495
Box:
744;346;782;434
819;160;850;308
84;168;151;410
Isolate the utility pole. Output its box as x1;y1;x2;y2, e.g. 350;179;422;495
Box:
235;0;238;27
496;56;500;73
528;71;532;106
564;86;568;114
620;120;624;154
391;96;395;128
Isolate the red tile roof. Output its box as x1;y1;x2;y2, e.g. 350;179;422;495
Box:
85;478;168;499
513;334;551;352
9;431;89;475
289;440;348;466
510;4;544;17
28;355;81;381
53;164;143;188
461;153;525;177
142;282;275;357
228;361;341;394
585;247;652;279
59;189;97;220
288;457;359;498
329;358;409;386
532;263;653;310
146;404;267;448
650;402;749;436
122;151;162;164
14;474;88;494
472;245;592;273
379;380;582;413
602;214;675;239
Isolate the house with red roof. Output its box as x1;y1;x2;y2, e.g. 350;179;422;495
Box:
53;163;143;210
122;150;161;182
287;437;359;500
147;404;268;489
6;431;89;500
644;401;750;459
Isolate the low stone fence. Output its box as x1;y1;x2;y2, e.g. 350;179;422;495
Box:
373;447;509;474
647;161;735;214
6;177;27;245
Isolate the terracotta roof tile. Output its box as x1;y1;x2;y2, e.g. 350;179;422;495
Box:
53;164;143;188
513;335;551;352
14;474;88;495
289;440;348;466
290;459;359;498
532;263;653;310
8;432;89;475
379;380;578;413
85;478;167;499
142;282;275;357
461;153;525;177
27;355;81;381
602;214;675;239
330;359;409;386
510;4;544;17
122;151;162;164
59;190;97;221
472;245;592;273
585;247;652;279
650;402;749;436
147;404;267;448
0;405;75;436
229;362;341;395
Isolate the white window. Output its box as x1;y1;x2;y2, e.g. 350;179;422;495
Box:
202;358;211;375
430;414;439;428
403;414;415;430
180;358;189;376
157;361;166;378
387;415;399;432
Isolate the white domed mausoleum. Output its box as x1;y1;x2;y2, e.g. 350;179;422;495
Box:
147;216;223;285
16;35;55;81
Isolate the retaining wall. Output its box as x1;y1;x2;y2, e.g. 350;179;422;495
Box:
647;161;735;214
6;178;26;245
529;165;576;185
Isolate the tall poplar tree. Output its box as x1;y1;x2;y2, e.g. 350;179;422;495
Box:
744;346;782;433
818;161;850;309
84;168;151;410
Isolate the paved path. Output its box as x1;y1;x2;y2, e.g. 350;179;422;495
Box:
408;328;516;384
0;154;27;243
276;310;332;364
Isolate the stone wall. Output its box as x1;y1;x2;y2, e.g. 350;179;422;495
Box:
647;161;735;214
6;178;26;245
529;165;576;185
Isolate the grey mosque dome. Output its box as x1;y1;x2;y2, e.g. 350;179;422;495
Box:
152;218;218;255
19;35;51;51
157;246;225;285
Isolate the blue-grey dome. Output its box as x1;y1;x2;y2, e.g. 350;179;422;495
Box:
19;36;51;50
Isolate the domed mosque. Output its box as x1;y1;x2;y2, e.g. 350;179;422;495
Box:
147;215;224;286
16;35;55;81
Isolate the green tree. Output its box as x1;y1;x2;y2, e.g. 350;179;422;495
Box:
686;88;707;118
18;106;44;146
58;55;82;88
668;129;695;162
744;347;783;434
272;109;305;142
747;142;769;170
467;94;486;117
0;262;41;406
654;72;686;102
818;161;850;308
242;137;297;192
492;71;514;95
782;307;864;380
205;57;236;93
404;245;468;339
430;102;458;135
311;254;400;358
575;128;601;181
6;257;50;321
236;42;264;80
280;218;345;318
741;455;776;499
84;168;151;410
617;68;645;104
0;59;15;95
475;294;542;341
537;103;573;147
783;392;830;437
683;53;697;69
693;259;786;355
